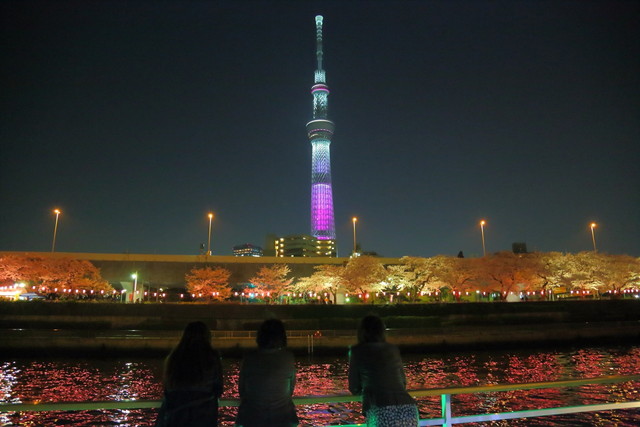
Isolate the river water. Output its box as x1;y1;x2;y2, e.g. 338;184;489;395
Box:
1;345;639;426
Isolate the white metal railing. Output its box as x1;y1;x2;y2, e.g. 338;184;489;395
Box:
0;375;638;426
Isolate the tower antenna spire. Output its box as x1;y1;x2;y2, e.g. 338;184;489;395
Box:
315;15;324;71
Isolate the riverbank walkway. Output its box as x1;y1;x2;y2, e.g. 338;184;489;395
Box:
3;319;640;356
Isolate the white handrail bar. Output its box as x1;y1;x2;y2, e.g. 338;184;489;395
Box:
1;374;638;427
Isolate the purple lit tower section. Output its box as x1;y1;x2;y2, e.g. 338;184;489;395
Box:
307;15;336;242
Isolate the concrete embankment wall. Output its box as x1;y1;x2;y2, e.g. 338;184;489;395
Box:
1;300;639;356
0;251;401;287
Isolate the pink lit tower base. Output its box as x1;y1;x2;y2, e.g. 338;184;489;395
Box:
306;15;336;249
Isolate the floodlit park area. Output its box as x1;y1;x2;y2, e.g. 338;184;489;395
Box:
1;251;639;304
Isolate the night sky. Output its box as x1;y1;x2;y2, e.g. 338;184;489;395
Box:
1;1;638;258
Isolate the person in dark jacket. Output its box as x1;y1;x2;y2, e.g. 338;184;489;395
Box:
348;315;418;426
235;318;298;427
156;321;223;427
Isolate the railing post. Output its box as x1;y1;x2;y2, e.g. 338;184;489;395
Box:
441;393;451;427
306;334;315;354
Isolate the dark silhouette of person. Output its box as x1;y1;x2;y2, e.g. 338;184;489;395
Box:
155;321;223;426
348;315;418;426
235;318;298;427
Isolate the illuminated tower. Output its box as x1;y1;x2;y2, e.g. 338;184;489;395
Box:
307;15;336;245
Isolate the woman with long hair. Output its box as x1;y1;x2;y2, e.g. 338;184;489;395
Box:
235;318;298;427
156;321;223;427
348;315;418;426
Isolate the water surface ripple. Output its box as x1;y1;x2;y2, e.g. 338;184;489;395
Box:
1;345;639;426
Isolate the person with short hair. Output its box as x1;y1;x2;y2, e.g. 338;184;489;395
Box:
235;318;299;427
348;315;418;426
156;321;223;426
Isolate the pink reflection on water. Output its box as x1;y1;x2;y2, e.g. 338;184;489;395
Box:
1;346;639;426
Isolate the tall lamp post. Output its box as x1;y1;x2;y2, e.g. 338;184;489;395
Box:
480;219;487;256
51;209;61;252
352;217;358;256
131;272;138;303
590;222;597;252
207;213;214;255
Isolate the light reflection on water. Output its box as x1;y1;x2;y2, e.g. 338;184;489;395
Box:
0;346;639;426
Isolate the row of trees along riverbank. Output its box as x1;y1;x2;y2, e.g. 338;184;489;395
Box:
1;252;639;304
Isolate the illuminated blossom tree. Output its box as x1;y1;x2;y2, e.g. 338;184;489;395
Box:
530;252;571;299
0;255;112;296
0;254;38;286
399;256;449;301
382;264;414;300
341;256;386;299
185;266;232;301
563;252;608;297
437;257;477;302
568;252;640;297
292;264;343;303
475;252;539;299
596;254;640;295
249;265;293;303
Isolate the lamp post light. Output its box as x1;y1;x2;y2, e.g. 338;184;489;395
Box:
480;220;487;256
590;222;597;252
51;209;61;252
131;272;138;303
207;213;214;255
352;217;358;256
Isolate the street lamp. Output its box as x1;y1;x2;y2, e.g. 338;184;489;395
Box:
352;217;358;256
480;220;487;256
590;222;597;252
51;209;61;252
131;272;138;303
207;213;214;255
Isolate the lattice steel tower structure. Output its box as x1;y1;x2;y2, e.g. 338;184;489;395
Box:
307;15;336;244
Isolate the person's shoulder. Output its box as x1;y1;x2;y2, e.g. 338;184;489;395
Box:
350;342;363;350
242;348;260;360
279;348;295;360
383;341;399;350
378;341;400;353
349;342;371;355
351;341;397;354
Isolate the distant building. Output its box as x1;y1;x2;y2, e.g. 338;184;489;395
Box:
233;243;263;257
272;234;336;258
263;234;277;256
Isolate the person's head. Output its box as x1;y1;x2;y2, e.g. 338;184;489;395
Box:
357;315;386;344
179;321;212;348
256;318;287;349
164;321;216;388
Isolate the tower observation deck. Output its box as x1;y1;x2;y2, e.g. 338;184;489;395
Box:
307;15;336;245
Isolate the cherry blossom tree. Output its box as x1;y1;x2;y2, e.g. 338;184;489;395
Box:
436;257;477;301
341;256;386;299
568;252;640;297
596;254;640;295
185;266;232;301
529;252;571;299
475;252;539;299
399;256;450;301
292;264;343;303
0;255;113;297
249;264;293;303
382;264;414;300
